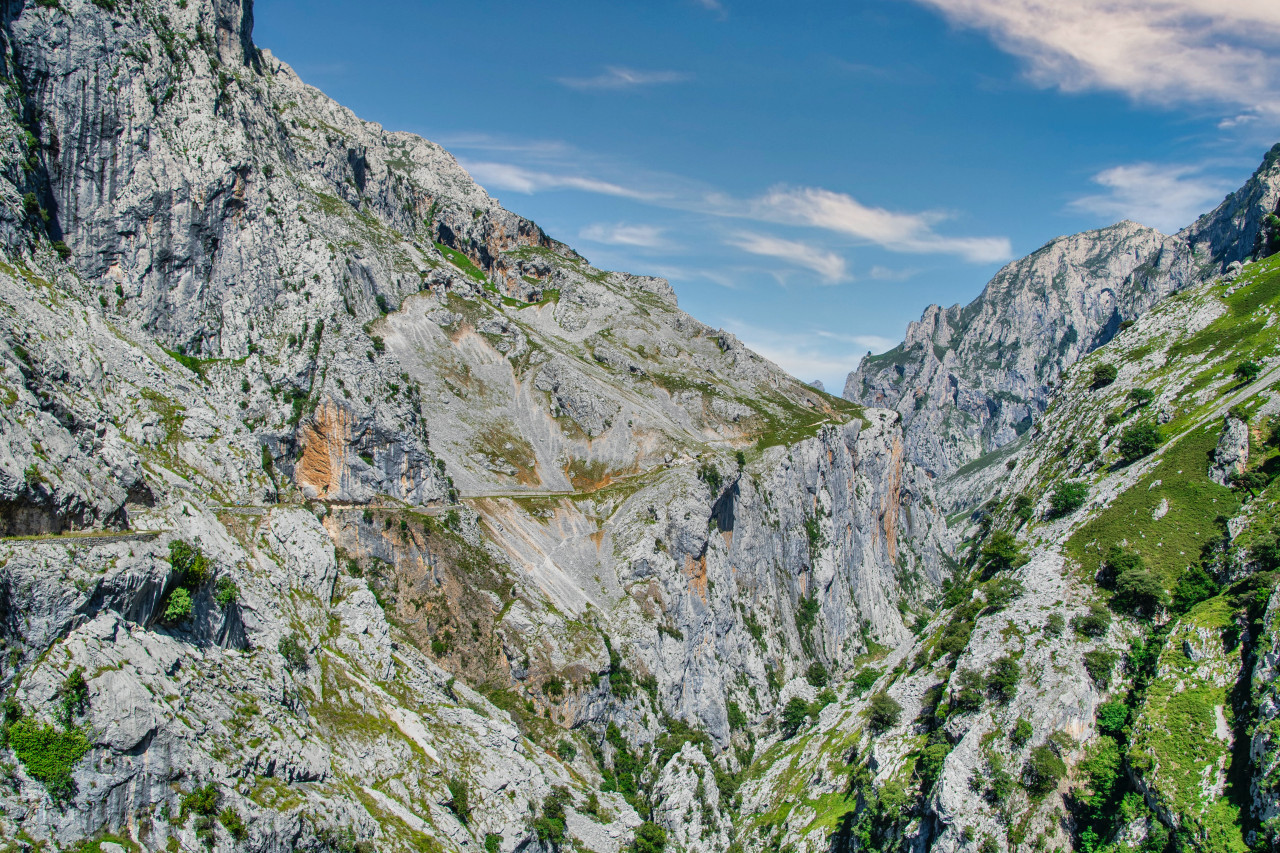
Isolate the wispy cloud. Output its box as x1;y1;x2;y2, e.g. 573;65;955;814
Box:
749;186;1012;263
460;161;660;201
452;138;1010;264
693;0;728;19
907;0;1280;115
557;67;691;91
1068;162;1234;233
868;265;920;281
721;318;886;387
725;232;850;283
580;223;670;249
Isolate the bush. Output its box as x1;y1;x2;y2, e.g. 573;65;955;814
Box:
1072;603;1111;638
867;692;902;732
182;782;221;817
1045;613;1065;636
780;697;810;738
1049;482;1088;517
213;576;238;608
1128;388;1155;407
632;821;667;853
485;835;502;853
982;578;1024;612
1024;744;1067;797
169;540;212;587
57;667;89;727
1083;650;1119;688
219;807;248;841
533;788;571;848
918;741;952;788
1090;364;1118;389
696;463;722;494
5;715;90;804
951;669;985;712
1013;493;1034;522
806;661;829;688
1113;564;1167;614
851;667;879;695
1010;717;1033;747
51;240;71;260
163;587;193;624
726;701;748;730
1172;564;1218;613
447;776;471;824
1096;700;1129;737
278;633;308;672
1235;360;1262;384
987;656;1020;704
1118;421;1162;463
978;531;1029;576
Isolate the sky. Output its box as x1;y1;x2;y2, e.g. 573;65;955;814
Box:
254;0;1280;390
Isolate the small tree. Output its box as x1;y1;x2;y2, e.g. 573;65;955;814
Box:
1117;421;1161;463
1071;603;1111;638
978;531;1029;576
632;822;667;853
163;587;193;624
1082;650;1119;688
780;697;810;738
278;633;309;672
1232;470;1270;500
867;692;902;732
1049;482;1088;517
446;776;471;824
951;669;986;712
1010;717;1033;747
987;656;1020;705
1127;388;1155;407
1024;744;1067;797
805;661;829;688
1090;364;1118;389
1096;700;1129;737
1235;360;1262;384
1171;564;1218;613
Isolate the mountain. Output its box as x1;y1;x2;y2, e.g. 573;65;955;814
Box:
844;147;1280;500
0;1;948;850
6;1;1280;852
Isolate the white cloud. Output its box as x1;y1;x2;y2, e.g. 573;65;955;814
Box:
459;160;659;201
1068;162;1234;233
907;0;1280;114
580;223;669;248
557;67;691;91
694;0;728;18
749;186;1012;263
725;232;850;283
720;319;885;388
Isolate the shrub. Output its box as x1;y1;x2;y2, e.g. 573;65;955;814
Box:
918;741;952;788
851;667;879;695
219;807;247;841
1118;421;1162;463
182;782;221;817
780;697;810;738
1113;564;1167;614
1229;403;1252;423
51;241;71;260
57;667;89;727
278;633;308;672
1024;744;1066;797
22;192;39;216
987;656;1020;704
951;669;985;712
1172;565;1218;613
809;688;837;718
1090;364;1118;389
1049;481;1088;517
556;739;577;761
5;714;90;804
633;821;667;853
533;787;570;848
1045;613;1065;636
375;294;390;314
1233;470;1270;499
1235;360;1261;384
978;531;1029;576
1072;603;1111;638
1096;700;1129;737
1128;388;1155;407
163;587;193;623
867;692;902;732
1013;493;1034;522
1010;717;1033;747
1083;650;1119;688
726;701;748;730
213;576;239;608
982;578;1024;612
447;776;471;824
169;540;212;588
485;835;502;853
696;463;722;494
806;661;829;688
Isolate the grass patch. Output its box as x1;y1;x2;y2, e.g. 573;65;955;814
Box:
436;242;487;284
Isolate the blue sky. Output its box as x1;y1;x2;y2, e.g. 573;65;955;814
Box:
255;0;1280;390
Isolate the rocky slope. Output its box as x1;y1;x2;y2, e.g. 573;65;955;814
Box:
0;0;951;850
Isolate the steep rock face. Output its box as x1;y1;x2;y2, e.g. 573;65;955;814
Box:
1182;143;1280;271
844;222;1192;484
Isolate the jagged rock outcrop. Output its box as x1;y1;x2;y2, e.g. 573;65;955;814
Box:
1209;414;1250;486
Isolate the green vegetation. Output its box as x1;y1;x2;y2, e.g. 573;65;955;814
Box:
781;697;810;739
446;776;471;824
1071;603;1111;638
1117;421;1162;463
214;576;239;608
278;633;308;672
1090;364;1117;389
533;787;571;848
1234;360;1261;384
1128;387;1155;407
3;696;90;804
1082;649;1119;688
986;656;1019;704
632;821;667;853
867;692;902;732
162;587;193;623
1023;744;1066;798
1049;481;1088;517
435;242;487;283
977;531;1028;576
